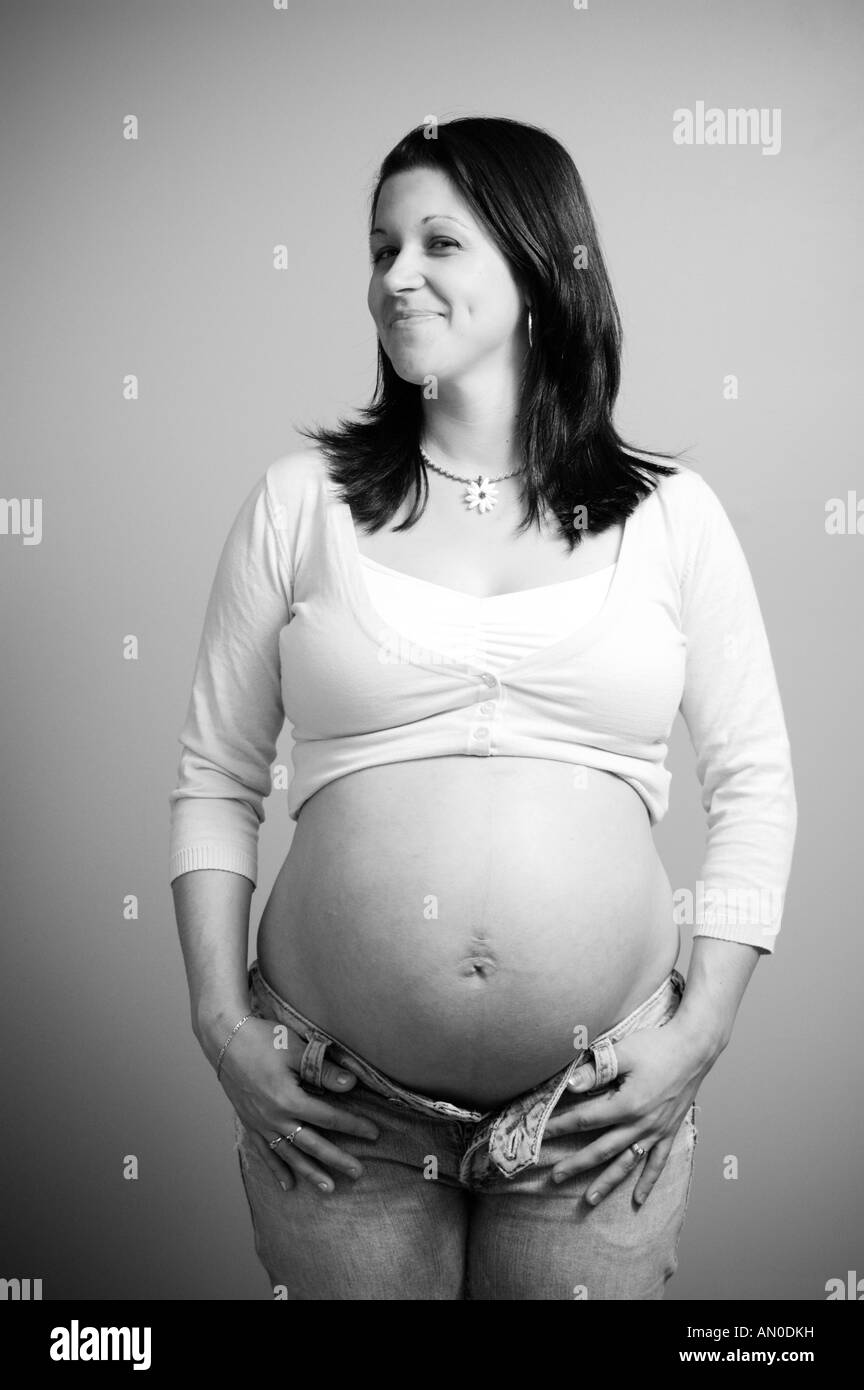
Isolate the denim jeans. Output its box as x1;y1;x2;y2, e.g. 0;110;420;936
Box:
234;960;698;1300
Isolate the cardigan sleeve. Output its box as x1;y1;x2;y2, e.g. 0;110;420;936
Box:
676;475;797;952
168;470;293;887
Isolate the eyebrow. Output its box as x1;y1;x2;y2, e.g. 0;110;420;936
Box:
369;214;471;242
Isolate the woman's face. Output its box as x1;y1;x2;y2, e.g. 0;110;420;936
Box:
367;167;527;387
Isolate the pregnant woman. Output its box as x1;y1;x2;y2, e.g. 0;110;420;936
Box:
169;117;797;1300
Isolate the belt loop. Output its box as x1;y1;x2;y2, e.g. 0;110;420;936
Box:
589;1036;619;1089
299;1033;331;1093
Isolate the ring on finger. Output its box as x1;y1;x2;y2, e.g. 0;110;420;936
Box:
269;1123;305;1150
629;1142;646;1158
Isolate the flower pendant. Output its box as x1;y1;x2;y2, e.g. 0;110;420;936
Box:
464;476;500;514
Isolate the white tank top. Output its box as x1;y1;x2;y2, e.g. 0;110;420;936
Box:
359;554;617;675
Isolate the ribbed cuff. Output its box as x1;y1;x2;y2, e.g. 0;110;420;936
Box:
168;843;257;887
692;919;780;954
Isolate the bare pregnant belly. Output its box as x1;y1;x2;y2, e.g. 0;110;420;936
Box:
256;758;680;1110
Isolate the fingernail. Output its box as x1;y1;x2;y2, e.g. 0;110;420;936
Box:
318;1181;331;1192
347;1167;361;1179
552;1172;565;1184
279;1180;288;1192
336;1074;352;1085
587;1190;601;1204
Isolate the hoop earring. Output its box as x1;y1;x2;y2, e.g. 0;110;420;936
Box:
527;307;534;349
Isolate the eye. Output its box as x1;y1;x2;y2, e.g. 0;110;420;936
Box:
371;237;460;265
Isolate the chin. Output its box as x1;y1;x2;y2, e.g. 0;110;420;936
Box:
388;355;443;385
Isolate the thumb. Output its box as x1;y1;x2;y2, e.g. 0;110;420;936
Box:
321;1061;358;1091
567;1061;597;1092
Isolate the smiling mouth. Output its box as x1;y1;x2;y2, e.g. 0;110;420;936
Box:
389;313;441;327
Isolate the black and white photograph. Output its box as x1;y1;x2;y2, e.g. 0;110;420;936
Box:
1;0;861;1344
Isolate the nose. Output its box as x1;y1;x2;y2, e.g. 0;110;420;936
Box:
378;246;426;294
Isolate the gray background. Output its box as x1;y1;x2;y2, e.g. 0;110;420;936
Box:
1;0;861;1299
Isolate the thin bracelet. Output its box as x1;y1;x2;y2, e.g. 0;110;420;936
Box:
215;1014;252;1080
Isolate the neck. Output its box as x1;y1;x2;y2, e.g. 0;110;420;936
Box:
419;362;523;475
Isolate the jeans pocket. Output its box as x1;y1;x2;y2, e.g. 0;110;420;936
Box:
234;1116;270;1267
669;1103;699;1267
683;1100;699;1155
234;1114;296;1199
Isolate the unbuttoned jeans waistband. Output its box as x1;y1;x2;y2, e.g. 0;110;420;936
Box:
247;961;685;1182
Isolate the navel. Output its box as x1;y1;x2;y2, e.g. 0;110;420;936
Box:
456;945;498;980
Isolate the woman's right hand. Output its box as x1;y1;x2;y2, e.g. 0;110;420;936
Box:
213;1016;380;1193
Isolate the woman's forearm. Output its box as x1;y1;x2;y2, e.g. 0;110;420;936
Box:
673;936;762;1064
171;868;255;1067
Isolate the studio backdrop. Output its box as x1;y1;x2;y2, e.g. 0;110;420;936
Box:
1;0;861;1299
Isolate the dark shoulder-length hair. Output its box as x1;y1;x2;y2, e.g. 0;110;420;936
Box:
296;115;681;549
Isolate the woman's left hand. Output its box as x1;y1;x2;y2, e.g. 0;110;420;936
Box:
543;1018;718;1207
